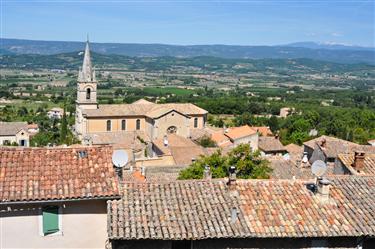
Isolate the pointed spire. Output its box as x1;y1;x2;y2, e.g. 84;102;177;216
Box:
78;38;95;82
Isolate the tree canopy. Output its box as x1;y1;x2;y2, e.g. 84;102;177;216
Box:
178;144;272;180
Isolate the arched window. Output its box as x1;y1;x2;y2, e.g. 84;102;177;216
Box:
121;120;126;131
106;120;111;131
167;126;177;134
86;88;91;100
136;119;141;130
194;117;198;128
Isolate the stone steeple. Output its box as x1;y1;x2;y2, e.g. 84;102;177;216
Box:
78;38;96;82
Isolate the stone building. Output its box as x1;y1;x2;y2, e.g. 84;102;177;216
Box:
0;121;29;147
0;146;120;249
75;40;208;145
107;176;375;249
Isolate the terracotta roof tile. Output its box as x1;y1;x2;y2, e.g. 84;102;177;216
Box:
225;125;257;140
108;176;375;240
338;153;375;176
259;137;286;153
0;146;120;203
251;126;273;136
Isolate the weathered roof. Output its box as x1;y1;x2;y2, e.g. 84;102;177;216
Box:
338;153;375;176
268;156;313;180
153;134;213;165
285;143;303;155
108;176;375;240
87;131;150;151
225;125;257;140
258;137;286;153
211;132;232;147
0;122;28;136
0;146;120;203
82;101;207;118
252;126;273;136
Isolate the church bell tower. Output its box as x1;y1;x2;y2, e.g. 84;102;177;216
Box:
75;38;98;140
76;38;98;109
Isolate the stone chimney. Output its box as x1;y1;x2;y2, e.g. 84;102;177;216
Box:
227;166;238;197
316;178;331;203
352;151;365;172
203;165;212;180
320;138;327;148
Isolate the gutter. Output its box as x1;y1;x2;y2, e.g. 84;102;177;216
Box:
0;195;121;206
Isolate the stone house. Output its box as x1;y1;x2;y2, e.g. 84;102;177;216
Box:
335;151;375;175
210;125;259;150
107;176;375;249
258;136;286;156
0;146;120;249
0;121;29;146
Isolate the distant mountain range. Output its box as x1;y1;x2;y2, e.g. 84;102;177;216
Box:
1;38;374;65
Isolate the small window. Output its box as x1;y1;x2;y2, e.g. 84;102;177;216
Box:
136;119;141;130
19;139;27;147
86;88;91;100
42;206;59;235
121;120;126;131
106;120;111;131
194;117;198;128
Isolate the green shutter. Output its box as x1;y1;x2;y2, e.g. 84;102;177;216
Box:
42;206;59;235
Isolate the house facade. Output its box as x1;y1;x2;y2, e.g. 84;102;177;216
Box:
0;146;120;249
75;40;208;143
0;121;29;146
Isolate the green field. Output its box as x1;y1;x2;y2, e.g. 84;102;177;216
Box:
143;87;195;96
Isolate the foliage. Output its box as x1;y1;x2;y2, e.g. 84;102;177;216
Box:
178;144;272;180
197;135;217;148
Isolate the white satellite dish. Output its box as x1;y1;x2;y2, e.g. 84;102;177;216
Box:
112;150;128;168
311;160;327;177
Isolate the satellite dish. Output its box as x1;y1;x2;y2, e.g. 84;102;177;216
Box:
112;150;128;168
311;160;327;177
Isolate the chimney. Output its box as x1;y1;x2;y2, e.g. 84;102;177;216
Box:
203;165;211;180
228;166;236;184
352;151;365;172
302;152;308;164
141;166;146;176
320;138;326;147
316;177;331;203
163;135;169;147
230;207;238;224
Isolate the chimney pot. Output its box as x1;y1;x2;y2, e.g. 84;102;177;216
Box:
316;177;331;203
320;138;326;147
203;165;211;180
352;151;365;172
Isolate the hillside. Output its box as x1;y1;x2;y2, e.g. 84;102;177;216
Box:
1;38;375;65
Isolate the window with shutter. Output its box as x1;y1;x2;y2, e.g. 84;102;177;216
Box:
42;206;59;235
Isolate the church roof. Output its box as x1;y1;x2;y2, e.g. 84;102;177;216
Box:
82;100;207;118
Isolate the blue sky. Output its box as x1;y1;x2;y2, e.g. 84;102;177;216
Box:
1;0;374;47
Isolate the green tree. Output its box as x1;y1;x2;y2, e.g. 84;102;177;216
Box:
268;115;279;133
178;144;272;180
197;136;217;148
60;104;68;144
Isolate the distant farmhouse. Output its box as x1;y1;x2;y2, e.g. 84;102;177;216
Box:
0;122;30;147
75;40;208;154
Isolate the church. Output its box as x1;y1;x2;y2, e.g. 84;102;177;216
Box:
75;40;208;148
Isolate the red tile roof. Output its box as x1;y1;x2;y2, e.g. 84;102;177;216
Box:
0;146;120;203
108;176;375;240
338;153;375;176
225;125;257;140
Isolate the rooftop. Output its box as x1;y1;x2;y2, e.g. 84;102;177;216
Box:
225;125;257;140
82;100;207;118
0;122;28;136
338;152;375;176
0;146;120;203
108;176;375;240
258;136;286;153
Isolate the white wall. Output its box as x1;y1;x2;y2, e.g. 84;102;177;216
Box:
0;200;109;249
233;133;259;151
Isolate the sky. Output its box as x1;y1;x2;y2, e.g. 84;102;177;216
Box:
1;0;374;47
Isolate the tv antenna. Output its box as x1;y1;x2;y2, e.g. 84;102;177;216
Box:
311;160;327;177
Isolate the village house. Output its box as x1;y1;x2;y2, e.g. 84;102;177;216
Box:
258;136;286;156
75;40;208;147
47;107;65;119
210;125;259;150
303;135;375;163
335;151;375;176
0;146;120;249
0;121;29;147
107;175;375;249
